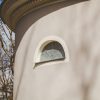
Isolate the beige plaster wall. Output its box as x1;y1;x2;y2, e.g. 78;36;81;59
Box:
15;0;87;50
14;0;100;100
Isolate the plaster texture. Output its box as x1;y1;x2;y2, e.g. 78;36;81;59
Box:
14;0;100;100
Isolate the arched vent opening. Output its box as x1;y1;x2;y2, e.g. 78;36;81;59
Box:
35;41;65;65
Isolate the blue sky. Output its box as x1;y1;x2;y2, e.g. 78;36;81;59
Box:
0;0;3;5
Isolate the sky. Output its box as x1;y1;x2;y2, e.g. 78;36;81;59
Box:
0;0;3;5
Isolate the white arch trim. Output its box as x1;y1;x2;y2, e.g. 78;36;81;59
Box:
33;36;69;67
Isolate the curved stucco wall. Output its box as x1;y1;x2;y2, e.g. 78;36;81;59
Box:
14;0;100;100
14;0;88;50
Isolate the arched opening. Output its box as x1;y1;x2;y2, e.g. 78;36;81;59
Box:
40;41;65;63
35;41;65;65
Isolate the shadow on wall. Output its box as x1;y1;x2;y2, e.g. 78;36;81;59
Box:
15;0;89;50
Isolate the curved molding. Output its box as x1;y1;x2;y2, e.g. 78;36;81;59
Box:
0;0;88;31
34;36;69;68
